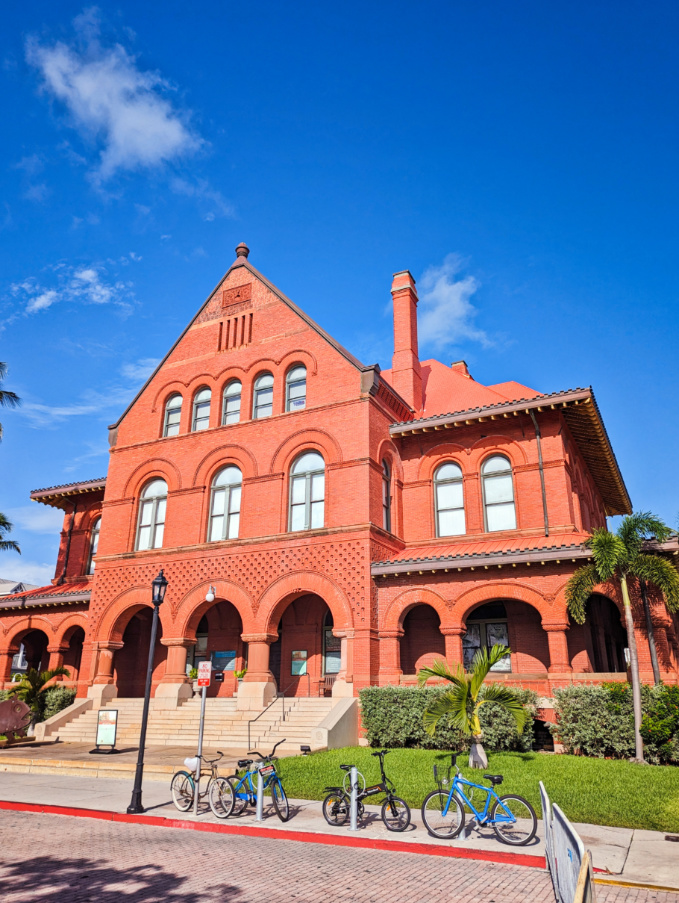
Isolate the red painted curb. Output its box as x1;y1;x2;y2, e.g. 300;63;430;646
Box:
0;799;547;870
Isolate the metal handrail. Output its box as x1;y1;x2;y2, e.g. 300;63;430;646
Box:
246;672;311;750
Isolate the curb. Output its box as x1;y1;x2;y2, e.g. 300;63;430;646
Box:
594;877;679;894
0;799;547;870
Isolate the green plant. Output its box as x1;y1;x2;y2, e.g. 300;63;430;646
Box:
7;667;71;721
235;668;247;680
188;667;198;680
566;512;679;762
417;645;528;768
42;686;77;721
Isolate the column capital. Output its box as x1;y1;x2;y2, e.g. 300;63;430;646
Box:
160;637;194;648
91;640;124;652
378;629;404;640
47;644;69;654
541;622;570;633
440;626;466;637
241;633;278;645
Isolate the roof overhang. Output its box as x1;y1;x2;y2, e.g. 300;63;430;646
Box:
371;544;591;577
0;590;91;611
30;478;106;510
389;387;631;517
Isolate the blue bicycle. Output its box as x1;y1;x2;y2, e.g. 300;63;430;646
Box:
420;753;537;845
209;739;290;822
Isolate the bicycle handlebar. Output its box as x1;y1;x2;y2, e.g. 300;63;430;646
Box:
248;738;287;761
371;749;390;758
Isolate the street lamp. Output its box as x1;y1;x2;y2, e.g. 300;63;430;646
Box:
127;569;168;814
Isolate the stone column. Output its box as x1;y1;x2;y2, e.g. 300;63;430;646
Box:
87;641;123;704
543;624;572;673
47;645;68;676
155;637;193;707
238;634;277;710
0;648;15;687
377;629;403;685
441;627;465;668
332;629;355;697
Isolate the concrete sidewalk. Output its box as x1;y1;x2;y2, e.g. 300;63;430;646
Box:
0;770;677;892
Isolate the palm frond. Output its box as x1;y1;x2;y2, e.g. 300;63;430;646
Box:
632;554;679;613
422;685;471;736
589;528;626;579
469;644;511;699
0;540;20;553
417;658;465;689
618;512;672;553
565;562;599;624
478;684;528;734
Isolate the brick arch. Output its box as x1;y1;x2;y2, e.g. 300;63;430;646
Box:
80;506;103;535
376;439;403;483
256;571;353;634
216;367;248;396
151;381;189;414
278;349;318;377
245;357;278;377
123;458;182;497
174;580;256;638
270;428;343;474
192;443;259;487
381;588;452;633
95;586;174;645
1;616;56;652
469;438;528;469
417;443;467;482
184;373;219;397
453;582;551;627
54;613;89;646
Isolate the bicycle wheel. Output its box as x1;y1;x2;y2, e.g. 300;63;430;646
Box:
381;795;411;832
170;770;194;812
208;776;235;819
491;795;537;846
271;779;290;822
421;789;465;839
322;791;349;827
230;777;249;816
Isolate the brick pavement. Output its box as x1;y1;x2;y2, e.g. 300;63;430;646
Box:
0;810;676;903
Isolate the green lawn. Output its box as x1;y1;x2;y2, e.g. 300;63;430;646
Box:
276;747;679;834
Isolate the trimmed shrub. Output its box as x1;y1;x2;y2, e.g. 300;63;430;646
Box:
359;685;536;751
42;687;77;722
551;683;679;764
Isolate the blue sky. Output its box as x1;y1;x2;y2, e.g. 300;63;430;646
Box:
1;2;678;585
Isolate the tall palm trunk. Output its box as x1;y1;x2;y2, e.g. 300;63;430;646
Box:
639;579;661;685
620;574;645;763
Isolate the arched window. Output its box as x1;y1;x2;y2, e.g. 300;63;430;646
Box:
163;394;182;437
208;466;242;541
289;451;325;531
222;380;242;425
87;516;101;575
285;365;307;412
434;462;465;536
382;460;392;532
135;479;167;550
482;455;516;532
192;387;211;431
253;372;274;419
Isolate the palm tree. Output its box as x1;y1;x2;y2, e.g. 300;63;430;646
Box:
8;667;71;723
0;512;20;554
0;361;21;442
566;512;679;763
418;645;527;768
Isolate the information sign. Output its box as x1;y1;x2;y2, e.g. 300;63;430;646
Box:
96;709;118;747
197;660;212;687
212;650;236;671
291;650;307;675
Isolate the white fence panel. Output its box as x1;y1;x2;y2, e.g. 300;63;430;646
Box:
540;784;595;903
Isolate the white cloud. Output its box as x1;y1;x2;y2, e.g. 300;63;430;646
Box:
418;254;491;350
120;357;159;382
26;8;201;183
4;506;64;535
10;261;135;316
0;561;56;587
170;176;234;219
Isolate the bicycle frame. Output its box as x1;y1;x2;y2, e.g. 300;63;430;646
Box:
232;760;281;803
442;774;515;827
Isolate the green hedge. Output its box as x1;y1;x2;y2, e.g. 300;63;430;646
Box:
359;685;537;751
551;683;679;764
42;687;77;721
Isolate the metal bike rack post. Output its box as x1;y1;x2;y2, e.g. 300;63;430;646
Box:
348;765;359;831
193;684;207;816
255;767;264;822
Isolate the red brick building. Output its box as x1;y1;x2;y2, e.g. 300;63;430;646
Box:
2;243;678;712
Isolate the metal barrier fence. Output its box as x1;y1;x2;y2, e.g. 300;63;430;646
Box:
540;781;596;903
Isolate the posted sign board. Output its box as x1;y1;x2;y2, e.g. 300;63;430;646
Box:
96;709;118;747
197;661;212;687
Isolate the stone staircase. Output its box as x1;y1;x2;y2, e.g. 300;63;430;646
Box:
54;696;337;753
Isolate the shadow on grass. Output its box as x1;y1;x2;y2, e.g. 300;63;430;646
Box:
1;854;243;903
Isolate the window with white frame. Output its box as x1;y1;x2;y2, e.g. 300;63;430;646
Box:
253;372;274;419
163;394;182;437
222;380;242;425
208;466;242;541
135;479;168;550
382;459;391;532
87;516;101;575
289;451;325;531
192;387;211;431
481;455;516;532
434;462;465;536
285;365;306;412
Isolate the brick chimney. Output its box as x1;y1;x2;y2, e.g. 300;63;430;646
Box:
391;270;422;411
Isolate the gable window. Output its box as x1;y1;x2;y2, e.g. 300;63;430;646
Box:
222;380;242;425
208;466;242;541
434;462;465;536
136;479;167;550
253;372;274;419
382;460;392;532
482;455;516;532
289;451;325;531
192;387;211;431
163;394;182;437
285;365;307;412
87;516;101;575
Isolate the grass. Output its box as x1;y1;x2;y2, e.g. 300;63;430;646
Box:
275;747;679;834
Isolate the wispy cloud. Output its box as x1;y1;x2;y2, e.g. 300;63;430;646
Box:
120;357;159;382
4;506;64;535
25;7;202;184
418;254;491;350
8;259;136;316
170;176;234;220
13;153;51;203
1;561;56;587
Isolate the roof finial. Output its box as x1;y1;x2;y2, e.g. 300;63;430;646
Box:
235;242;250;259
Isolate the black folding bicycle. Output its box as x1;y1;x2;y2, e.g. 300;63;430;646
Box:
322;749;411;832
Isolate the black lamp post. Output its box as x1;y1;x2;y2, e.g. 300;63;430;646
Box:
127;569;168;814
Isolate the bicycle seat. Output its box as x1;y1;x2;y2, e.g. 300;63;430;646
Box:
237;759;253;768
483;774;503;786
339;764;354;771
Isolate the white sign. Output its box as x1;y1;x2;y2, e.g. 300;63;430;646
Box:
96;709;118;747
197;660;212;687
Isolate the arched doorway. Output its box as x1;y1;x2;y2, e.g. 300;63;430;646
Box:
270;593;332;696
568;594;627;673
114;609;167;697
187;600;245;697
62;626;85;685
399;605;445;674
463;601;550;673
13;629;49;674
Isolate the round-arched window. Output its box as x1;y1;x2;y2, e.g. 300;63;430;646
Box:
434;462;465;536
253;372;274;419
481;455;516;532
222;380;242;425
289;452;325;531
136;479;168;550
192;387;211;431
208;466;242;541
286;365;307;412
163;394;182;437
